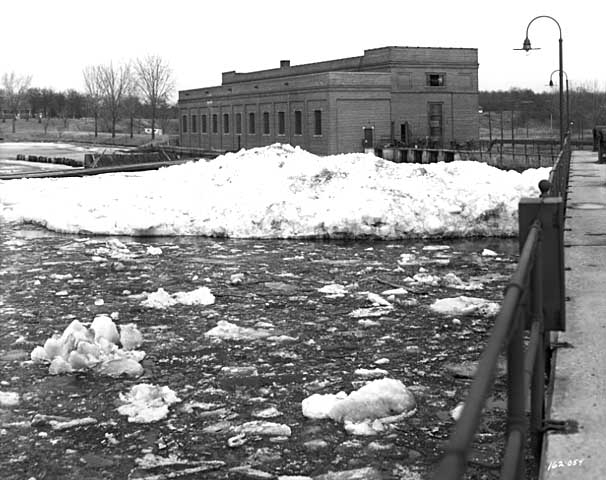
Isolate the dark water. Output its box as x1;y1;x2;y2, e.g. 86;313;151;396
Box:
0;220;517;479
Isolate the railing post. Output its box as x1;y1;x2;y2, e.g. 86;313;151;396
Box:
518;196;565;331
530;230;546;466
503;309;526;480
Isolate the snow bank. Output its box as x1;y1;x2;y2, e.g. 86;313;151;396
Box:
0;144;549;239
30;317;145;377
302;378;416;435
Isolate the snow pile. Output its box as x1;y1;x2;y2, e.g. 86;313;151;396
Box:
302;378;416;435
140;286;215;308
0;144;549;239
30;316;145;377
117;384;181;423
430;296;500;316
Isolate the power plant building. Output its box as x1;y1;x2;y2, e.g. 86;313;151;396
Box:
178;46;479;155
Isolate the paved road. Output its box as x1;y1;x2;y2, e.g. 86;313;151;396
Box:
541;150;606;479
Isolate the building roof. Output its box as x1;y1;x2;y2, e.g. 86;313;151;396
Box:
180;46;478;97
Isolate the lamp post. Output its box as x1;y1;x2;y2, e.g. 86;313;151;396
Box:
517;15;564;149
549;69;569;133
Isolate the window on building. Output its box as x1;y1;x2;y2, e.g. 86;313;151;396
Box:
182;115;187;133
263;112;270;135
278;111;285;135
201;114;207;133
191;114;197;133
314;110;322;136
248;112;256;134
236;113;242;134
212;114;218;133
223;113;230;134
294;110;302;135
427;73;445;87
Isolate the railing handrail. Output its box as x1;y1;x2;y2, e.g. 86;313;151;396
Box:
434;220;541;478
433;133;572;480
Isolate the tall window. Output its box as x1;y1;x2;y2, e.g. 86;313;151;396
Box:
426;73;445;87
182;115;187;133
201;114;207;133
236;113;242;134
248;112;256;134
212;114;218;133
263;112;270;135
294;110;302;135
191;114;197;133
313;110;322;136
223;113;230;134
278;111;285;135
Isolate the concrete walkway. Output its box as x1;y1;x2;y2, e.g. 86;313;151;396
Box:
540;150;606;479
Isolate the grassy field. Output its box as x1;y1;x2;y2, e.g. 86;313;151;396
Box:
0;117;179;147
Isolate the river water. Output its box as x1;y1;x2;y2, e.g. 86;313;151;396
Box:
0;142;519;479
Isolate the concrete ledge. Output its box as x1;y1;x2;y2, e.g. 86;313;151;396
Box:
541;151;606;479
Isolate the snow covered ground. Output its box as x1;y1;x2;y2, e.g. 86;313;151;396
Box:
0;143;550;239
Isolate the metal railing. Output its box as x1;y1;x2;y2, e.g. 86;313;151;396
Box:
433;134;571;480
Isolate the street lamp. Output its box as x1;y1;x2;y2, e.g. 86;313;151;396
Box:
516;15;564;148
549;69;569;132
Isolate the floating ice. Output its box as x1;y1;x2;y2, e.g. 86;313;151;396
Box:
302;378;416;435
232;420;292;437
430;296;500;316
117;384;181;423
441;273;484;291
30;318;145;377
354;368;389;378
141;286;215;308
348;307;393;318
318;283;349;296
205;320;273;341
0;391;20;407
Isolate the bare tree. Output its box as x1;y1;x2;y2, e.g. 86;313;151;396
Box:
123;76;141;139
97;62;131;138
83;65;103;137
135;55;174;140
2;72;32;132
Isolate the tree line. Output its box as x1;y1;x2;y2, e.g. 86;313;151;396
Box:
0;55;175;140
480;82;606;131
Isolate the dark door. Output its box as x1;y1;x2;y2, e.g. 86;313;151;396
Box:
363;127;374;149
428;103;443;145
400;122;409;144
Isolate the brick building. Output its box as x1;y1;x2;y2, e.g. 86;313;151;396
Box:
178;46;479;155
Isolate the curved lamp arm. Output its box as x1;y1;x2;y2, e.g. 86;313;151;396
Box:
522;15;563;51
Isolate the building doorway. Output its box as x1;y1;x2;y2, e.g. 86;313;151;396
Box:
428;102;443;145
400;122;410;145
363;126;374;151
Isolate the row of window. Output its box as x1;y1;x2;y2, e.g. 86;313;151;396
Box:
182;109;322;137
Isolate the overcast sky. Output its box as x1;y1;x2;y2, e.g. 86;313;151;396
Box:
2;0;602;99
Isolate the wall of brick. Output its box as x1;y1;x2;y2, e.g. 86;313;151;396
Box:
179;46;479;154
